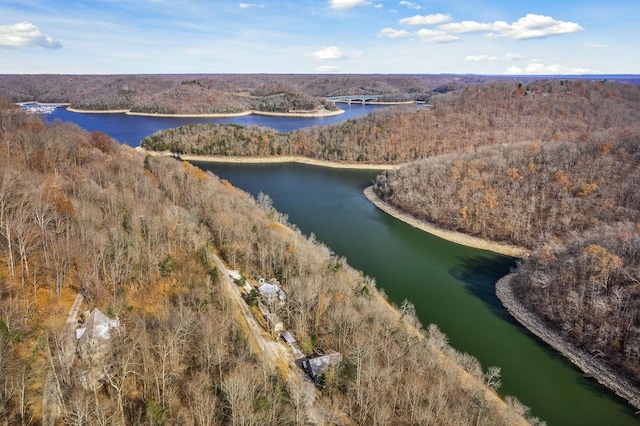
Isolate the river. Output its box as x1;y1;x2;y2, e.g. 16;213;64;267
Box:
45;107;639;425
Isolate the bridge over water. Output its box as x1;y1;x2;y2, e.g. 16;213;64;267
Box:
325;95;380;104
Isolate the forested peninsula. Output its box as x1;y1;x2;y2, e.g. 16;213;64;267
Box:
0;74;484;116
0;98;538;424
139;78;640;410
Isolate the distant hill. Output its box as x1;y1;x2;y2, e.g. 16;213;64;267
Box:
0;73;476;114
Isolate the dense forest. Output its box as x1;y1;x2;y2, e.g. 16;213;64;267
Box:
0;74;493;115
0;99;537;424
368;80;640;403
141;79;640;165
372;138;640;248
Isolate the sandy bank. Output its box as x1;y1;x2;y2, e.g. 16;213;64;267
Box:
496;274;640;411
126;110;252;118
17;101;71;106
66;106;344;118
251;108;344;118
333;100;415;106
141;149;399;171
364;186;530;257
66;107;130;114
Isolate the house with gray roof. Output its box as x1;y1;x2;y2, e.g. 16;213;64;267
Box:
302;352;342;384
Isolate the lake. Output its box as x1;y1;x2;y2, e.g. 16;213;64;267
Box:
43;104;392;146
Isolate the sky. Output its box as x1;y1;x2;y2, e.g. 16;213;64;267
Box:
0;0;638;75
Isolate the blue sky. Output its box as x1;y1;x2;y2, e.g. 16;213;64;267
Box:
0;0;637;74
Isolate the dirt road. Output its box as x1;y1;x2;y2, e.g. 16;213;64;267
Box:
212;256;334;425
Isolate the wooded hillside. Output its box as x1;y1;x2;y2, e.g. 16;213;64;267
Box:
142;79;640;166
370;80;640;401
0;74;492;115
373;138;640;248
0;99;536;424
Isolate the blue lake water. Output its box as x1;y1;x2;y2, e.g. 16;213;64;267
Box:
43;103;392;146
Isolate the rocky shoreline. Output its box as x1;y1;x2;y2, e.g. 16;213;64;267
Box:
365;185;640;412
66;106;344;118
140;149;399;171
496;273;640;411
363;186;530;257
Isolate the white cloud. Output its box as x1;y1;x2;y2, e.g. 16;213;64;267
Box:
329;0;368;9
378;27;412;39
466;53;523;62
399;14;451;26
316;65;341;73
306;46;362;63
436;14;582;40
489;14;583;40
0;22;62;49
308;46;344;60
399;1;422;9
239;3;264;8
438;20;494;33
416;29;459;43
506;62;596;75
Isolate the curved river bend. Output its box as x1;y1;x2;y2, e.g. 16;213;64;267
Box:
194;162;638;426
46;107;639;425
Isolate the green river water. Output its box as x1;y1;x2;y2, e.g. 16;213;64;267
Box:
194;161;639;425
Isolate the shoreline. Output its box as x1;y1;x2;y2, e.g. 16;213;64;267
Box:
17;101;71;106
65;106;344;118
143;149;529;251
140;149;400;171
333;100;415;106
365;181;640;411
371;272;529;425
364;186;530;257
496;274;640;411
66;107;131;114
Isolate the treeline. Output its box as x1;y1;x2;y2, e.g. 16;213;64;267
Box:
372;138;640;248
0;101;536;424
0;74;493;114
370;81;640;399
141;79;640;165
142;123;288;156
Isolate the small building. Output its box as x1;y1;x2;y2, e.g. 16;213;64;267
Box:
75;308;120;389
280;330;297;344
263;311;284;335
281;330;305;359
258;281;286;302
302;352;342;383
76;308;120;350
229;270;243;282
